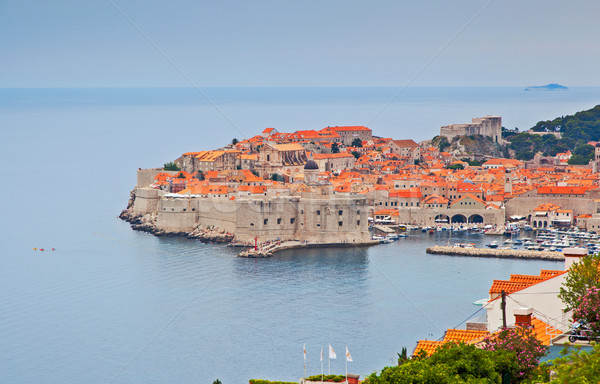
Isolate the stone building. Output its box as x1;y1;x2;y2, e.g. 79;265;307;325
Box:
440;116;503;143
388;139;421;160
321;126;373;145
255;143;309;180
175;150;240;174
312;152;356;173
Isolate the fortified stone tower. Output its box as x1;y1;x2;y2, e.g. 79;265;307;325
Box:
593;143;600;173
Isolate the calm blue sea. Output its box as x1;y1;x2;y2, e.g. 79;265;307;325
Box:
0;87;597;383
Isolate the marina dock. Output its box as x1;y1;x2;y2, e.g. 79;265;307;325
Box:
238;240;379;258
426;245;564;261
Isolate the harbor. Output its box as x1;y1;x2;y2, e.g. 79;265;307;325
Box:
426;245;564;261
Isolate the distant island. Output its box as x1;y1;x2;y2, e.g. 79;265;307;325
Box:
524;83;568;91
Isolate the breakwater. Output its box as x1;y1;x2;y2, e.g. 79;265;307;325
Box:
238;240;379;258
426;246;564;261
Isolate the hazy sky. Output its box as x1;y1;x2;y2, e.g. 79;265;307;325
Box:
2;0;599;87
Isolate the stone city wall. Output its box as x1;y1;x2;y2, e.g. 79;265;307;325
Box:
137;168;177;187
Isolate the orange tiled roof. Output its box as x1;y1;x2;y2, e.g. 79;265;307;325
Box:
537;186;589;195
531;317;561;346
443;329;489;343
489;280;532;295
412;340;444;357
489;270;566;296
374;208;399;216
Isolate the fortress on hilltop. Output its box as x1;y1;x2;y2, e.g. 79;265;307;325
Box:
440;116;503;143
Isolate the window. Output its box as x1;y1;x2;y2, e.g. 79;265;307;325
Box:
277;218;282;224
267;155;270;161
338;221;343;226
192;208;196;211
316;223;321;227
339;210;343;215
290;218;295;224
250;223;254;226
357;220;360;226
317;210;321;215
264;219;268;225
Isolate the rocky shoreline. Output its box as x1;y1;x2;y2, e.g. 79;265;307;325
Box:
118;208;234;243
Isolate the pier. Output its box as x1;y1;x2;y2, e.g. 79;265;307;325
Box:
426;245;564;261
238;240;379;258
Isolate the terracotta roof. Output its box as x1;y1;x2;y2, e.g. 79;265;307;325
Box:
326;125;371;132
489;270;566;296
312;153;354;159
412;340;444;357
422;194;449;205
531;317;562;345
374;208;399;216
392;139;419;147
537;186;589;195
451;194;486;206
533;203;561;212
443;329;489;343
489;280;532;295
272;143;306;151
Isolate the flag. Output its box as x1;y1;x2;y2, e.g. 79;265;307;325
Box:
346;346;353;362
329;344;336;359
303;344;306;361
320;345;323;362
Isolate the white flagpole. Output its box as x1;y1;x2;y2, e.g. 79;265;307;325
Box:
303;343;306;379
321;345;324;383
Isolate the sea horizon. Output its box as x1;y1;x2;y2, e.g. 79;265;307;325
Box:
0;85;597;383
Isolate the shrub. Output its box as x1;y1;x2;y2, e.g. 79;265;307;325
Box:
482;327;547;382
559;253;600;311
163;161;180;171
364;343;511;384
572;286;600;338
550;343;600;382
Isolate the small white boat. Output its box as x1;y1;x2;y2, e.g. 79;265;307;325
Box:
486;241;499;248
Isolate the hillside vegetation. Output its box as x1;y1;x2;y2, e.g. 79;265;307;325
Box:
504;104;600;162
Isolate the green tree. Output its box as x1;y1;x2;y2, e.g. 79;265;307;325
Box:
559;253;600;311
365;343;512;384
163;161;180;171
176;172;186;178
196;170;205;180
550;344;600;383
331;142;340;153
212;380;222;384
232;138;239;145
351;138;363;147
568;144;595;165
435;136;450;152
270;173;284;182
351;151;361;159
397;347;408;365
